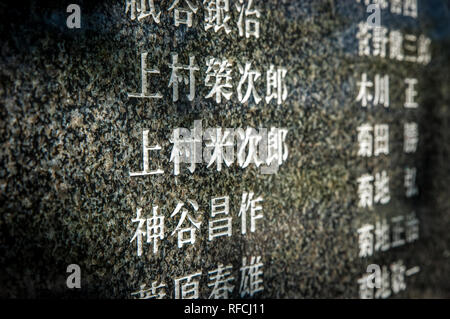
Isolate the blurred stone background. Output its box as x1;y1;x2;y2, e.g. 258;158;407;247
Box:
0;0;449;298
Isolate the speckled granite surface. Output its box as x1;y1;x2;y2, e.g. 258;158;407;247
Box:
0;0;449;298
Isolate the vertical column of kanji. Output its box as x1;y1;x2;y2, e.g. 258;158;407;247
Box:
355;45;392;300
354;0;426;299
395;0;424;297
123;1;206;300
202;0;267;299
398;31;422;298
355;3;392;300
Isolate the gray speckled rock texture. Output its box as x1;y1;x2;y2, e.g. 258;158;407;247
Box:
0;0;449;298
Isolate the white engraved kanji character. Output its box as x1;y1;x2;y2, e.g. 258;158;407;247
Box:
374;74;389;107
170;120;203;175
357;224;374;258
168;0;198;27
403;122;419;153
237;61;262;104
235;128;263;168
375;266;391;299
404;34;418;62
146;205;165;254
131;208;146;256
130;130;164;176
168;54;199;102
238;191;263;235
358;274;374;299
405;212;419;243
235;0;261;39
389;30;404;61
391;216;405;248
170;200;202;248
174;271;202;299
390;0;402;14
403;0;418;18
208;196;232;241
131;281;167;299
203;128;235;172
374;124;389;156
125;0;161;22
390;260;406;294
404;167;419;197
205;57;233;103
128;52;163;99
356;22;372;57
417;35;431;65
239;256;264;297
265;65;288;105
357;124;373;157
357;174;374;208
374;218;390;252
265;127;289;167
204;0;231;34
373;26;389;58
374;170;390;204
208;264;235;299
404;78;418;108
356;73;373;107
